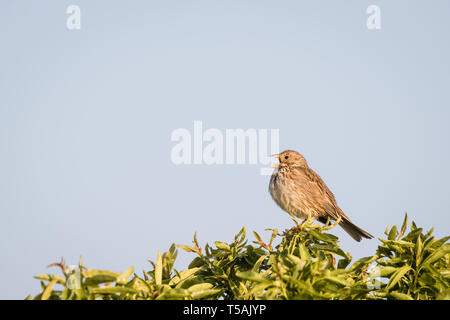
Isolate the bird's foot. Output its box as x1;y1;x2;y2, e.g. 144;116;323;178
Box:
282;219;308;236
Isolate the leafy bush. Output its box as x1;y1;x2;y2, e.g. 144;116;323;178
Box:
29;214;449;300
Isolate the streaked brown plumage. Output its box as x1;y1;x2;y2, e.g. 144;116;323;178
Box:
269;150;373;242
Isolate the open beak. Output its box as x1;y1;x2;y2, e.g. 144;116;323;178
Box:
271;154;280;168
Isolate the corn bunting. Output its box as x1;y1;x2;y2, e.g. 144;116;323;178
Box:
269;150;373;241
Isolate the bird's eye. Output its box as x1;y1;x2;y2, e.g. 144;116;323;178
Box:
284;155;289;160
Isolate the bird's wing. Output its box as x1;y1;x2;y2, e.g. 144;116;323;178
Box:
292;167;343;221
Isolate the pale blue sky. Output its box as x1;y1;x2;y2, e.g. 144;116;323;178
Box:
1;1;449;299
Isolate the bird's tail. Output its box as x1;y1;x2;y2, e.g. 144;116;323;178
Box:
339;218;374;242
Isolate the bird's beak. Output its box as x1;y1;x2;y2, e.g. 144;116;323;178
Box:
271;154;280;168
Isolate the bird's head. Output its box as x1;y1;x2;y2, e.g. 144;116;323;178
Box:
271;150;308;168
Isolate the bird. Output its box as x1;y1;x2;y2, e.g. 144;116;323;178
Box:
269;150;373;242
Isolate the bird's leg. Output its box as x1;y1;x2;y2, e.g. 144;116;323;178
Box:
299;219;307;229
283;219;307;236
293;219;307;232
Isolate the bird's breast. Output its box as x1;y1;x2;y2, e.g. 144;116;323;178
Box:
269;168;307;218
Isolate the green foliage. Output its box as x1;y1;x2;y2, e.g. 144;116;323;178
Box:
28;214;449;300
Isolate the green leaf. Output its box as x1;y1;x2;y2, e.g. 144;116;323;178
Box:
155;288;190;300
190;289;221;300
188;257;204;269
298;243;310;260
390;291;413;300
268;229;278;248
337;258;351;269
349;255;377;271
320;276;349;287
253;231;262;242
169;268;200;286
384;225;391;236
187;283;213;293
90;286;138;295
429;236;450;250
378;266;397;277
287;254;303;266
251;255;268;272
418;272;436;287
421;244;450;267
236;270;271;283
415;236;423;267
379;239;415;248
176;245;196;253
398;213;408;239
116;266;134;285
61;287;70;300
214;241;230;251
129;277;151;293
425;265;449;288
313;244;348;258
386;266;411;290
436;288;450;300
41;279;57;300
403;228;423;242
388;226;398;240
34;274;66;285
235;227;246;244
83;270;119;285
309;230;335;242
155;250;163;285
